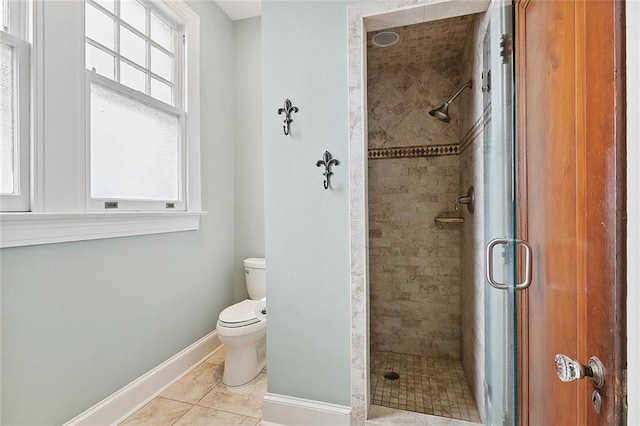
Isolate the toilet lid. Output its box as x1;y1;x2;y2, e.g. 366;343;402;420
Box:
219;299;260;328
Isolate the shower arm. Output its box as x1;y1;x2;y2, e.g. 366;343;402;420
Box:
443;80;473;106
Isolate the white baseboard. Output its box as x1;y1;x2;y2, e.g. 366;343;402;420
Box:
262;393;351;426
64;331;222;426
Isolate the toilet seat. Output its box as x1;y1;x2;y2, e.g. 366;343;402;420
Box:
218;299;260;328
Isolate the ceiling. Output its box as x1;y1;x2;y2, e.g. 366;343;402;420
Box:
214;0;262;21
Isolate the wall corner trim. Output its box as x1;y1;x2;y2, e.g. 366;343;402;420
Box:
63;331;222;426
262;393;351;426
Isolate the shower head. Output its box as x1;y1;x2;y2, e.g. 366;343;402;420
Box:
429;103;451;122
429;80;473;123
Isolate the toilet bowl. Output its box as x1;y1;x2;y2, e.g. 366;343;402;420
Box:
216;258;266;386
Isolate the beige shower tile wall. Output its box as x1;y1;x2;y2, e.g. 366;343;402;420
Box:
458;12;491;424
367;18;472;360
366;14;480;151
458;137;485;418
368;155;461;358
367;16;475;77
367;63;463;149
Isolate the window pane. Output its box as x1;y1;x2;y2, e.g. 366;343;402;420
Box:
86;3;115;50
120;25;146;67
120;0;146;34
151;13;172;52
151;46;172;82
151;77;172;105
90;83;180;200
86;43;115;79
94;0;115;14
0;42;15;194
120;60;146;93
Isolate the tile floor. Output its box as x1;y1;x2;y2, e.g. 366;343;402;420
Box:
120;346;480;425
120;346;266;426
370;351;481;423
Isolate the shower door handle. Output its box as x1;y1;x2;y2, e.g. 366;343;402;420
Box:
485;238;533;290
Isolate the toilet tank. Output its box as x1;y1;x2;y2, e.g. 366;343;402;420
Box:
244;258;266;300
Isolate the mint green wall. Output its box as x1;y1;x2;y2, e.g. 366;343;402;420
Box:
233;17;265;301
262;0;354;406
0;1;237;423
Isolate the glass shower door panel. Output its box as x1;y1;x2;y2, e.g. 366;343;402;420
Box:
484;0;517;425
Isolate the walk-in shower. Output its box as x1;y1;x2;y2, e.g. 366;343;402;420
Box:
366;13;484;424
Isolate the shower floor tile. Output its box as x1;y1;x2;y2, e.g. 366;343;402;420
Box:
370;351;481;423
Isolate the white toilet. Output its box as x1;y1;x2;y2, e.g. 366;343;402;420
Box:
216;257;266;386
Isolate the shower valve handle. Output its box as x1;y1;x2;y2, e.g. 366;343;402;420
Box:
453;187;475;214
453;197;471;211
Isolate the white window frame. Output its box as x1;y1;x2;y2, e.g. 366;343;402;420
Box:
86;0;186;212
2;0;29;39
0;0;30;212
0;31;30;211
0;0;204;248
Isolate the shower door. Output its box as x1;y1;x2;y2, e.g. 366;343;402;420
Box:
483;0;521;424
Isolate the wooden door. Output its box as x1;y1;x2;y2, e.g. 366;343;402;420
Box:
516;0;626;424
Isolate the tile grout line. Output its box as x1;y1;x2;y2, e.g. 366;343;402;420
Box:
124;347;268;425
169;401;195;426
193;372;266;419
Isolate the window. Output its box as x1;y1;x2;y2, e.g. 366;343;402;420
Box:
85;0;185;211
85;0;178;105
0;0;203;248
0;0;30;211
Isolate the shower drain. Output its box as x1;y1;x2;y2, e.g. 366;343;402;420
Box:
383;371;400;380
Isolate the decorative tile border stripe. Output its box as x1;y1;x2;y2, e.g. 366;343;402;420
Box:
368;144;459;159
368;105;492;160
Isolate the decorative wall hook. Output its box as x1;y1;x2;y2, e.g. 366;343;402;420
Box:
277;99;299;136
316;151;339;190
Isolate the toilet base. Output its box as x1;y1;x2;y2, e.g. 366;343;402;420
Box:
221;334;266;387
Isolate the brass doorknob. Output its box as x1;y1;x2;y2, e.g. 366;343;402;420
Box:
554;354;605;389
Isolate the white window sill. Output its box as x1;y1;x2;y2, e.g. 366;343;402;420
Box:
0;211;206;248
